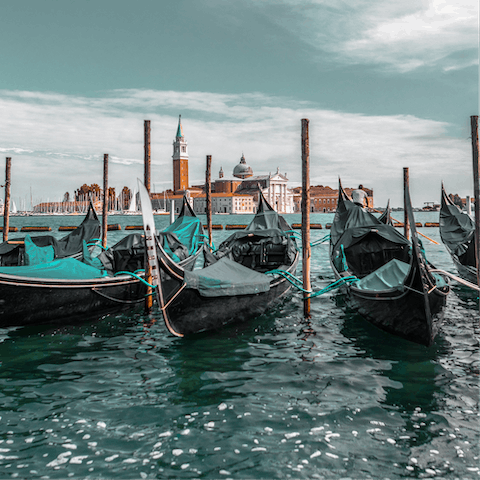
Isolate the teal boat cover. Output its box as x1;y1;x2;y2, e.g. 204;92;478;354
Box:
0;257;107;280
355;259;410;291
0;202;100;260
184;257;271;297
163;213;204;261
0;202;101;267
24;235;55;265
82;240;104;269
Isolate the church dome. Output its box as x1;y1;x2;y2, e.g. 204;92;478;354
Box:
233;154;253;179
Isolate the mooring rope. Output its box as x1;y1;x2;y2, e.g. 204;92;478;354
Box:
86;240;108;250
310;234;330;247
430;268;480;292
114;270;157;289
265;269;359;298
284;230;331;247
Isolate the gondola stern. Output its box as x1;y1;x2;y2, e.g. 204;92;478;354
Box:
160;304;185;337
257;188;275;213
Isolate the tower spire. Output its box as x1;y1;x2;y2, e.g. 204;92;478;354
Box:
176;115;184;138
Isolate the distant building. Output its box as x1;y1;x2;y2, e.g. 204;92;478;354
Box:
193;192;255;214
151;191;255;215
156;117;297;214
291;185;374;212
232;153;254;179
235;167;295;213
155;118;371;215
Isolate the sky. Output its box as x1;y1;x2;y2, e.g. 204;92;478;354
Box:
0;0;478;209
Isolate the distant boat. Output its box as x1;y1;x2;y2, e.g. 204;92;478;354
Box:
439;184;477;284
125;189;137;214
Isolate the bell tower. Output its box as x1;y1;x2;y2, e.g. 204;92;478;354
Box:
172;115;189;193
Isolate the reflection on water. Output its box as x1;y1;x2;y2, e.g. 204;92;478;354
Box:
0;214;478;478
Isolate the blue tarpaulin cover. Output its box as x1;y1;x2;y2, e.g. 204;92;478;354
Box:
0;257;107;280
24;235;55;266
164;215;203;261
184;257;271;297
355;259;410;291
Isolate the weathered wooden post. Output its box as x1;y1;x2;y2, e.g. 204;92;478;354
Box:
3;157;11;242
470;115;480;299
102;154;109;249
403;167;410;240
301;119;311;317
143;121;153;313
205;155;213;248
144;120;151;193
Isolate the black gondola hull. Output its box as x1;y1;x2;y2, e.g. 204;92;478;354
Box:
451;254;477;284
0;249;199;328
329;181;449;346
0;275;147;327
160;259;298;336
342;282;447;346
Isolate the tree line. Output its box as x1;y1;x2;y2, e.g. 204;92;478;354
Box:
63;184;133;211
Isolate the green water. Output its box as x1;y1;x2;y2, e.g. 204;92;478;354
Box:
0;213;478;479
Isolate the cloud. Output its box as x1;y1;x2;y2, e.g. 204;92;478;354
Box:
230;0;478;73
0;88;471;208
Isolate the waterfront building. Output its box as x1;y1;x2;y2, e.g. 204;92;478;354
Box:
232;153;254;179
153;118;370;215
193;192;255;214
236;167;294;213
291;185;374;212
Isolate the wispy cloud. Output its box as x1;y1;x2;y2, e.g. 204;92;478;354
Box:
231;0;478;73
0;89;471;207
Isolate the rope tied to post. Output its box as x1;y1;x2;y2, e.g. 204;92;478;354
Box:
285;230;330;247
265;268;359;298
114;269;157;290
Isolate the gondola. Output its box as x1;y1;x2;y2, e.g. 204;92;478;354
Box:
0;201;101;266
378;200;393;225
0;194;205;327
329;181;449;346
439;184;477;284
150;189;299;337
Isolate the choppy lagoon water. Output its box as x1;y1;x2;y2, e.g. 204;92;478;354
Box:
0;212;478;479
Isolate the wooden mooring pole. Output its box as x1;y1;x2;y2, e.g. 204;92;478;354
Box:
301;119;311;318
470;115;480;303
206;155;213;248
144;120;151;193
3;157;11;242
144;121;153;313
403;167;410;240
102;154;109;249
